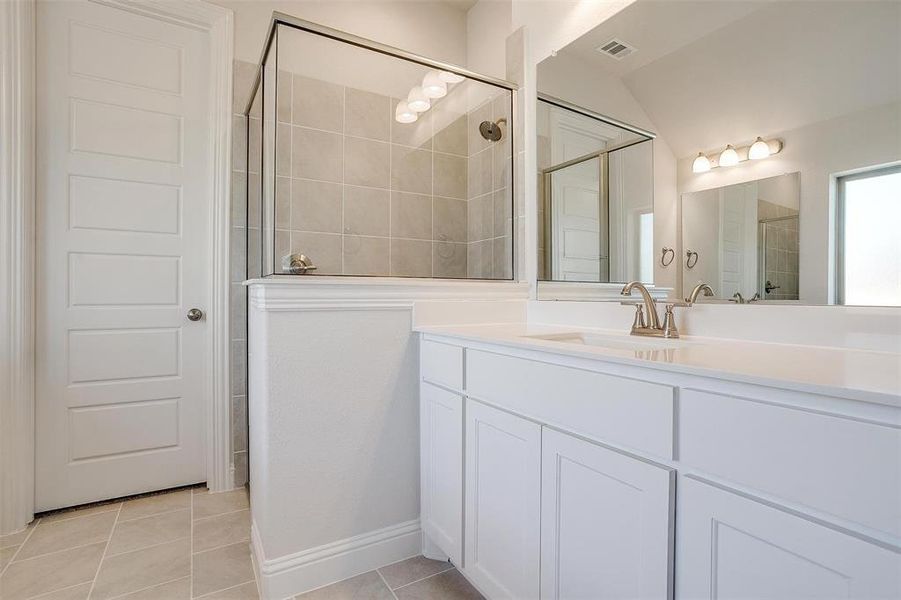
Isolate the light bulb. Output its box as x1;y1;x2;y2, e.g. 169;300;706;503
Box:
718;144;739;167
748;137;770;160
438;70;465;84
692;152;711;173
406;86;430;112
395;100;418;124
422;71;448;99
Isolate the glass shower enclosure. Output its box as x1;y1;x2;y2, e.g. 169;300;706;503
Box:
244;14;515;280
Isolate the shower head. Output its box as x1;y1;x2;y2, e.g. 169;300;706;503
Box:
479;118;506;142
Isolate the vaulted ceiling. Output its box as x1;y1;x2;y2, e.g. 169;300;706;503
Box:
558;0;901;158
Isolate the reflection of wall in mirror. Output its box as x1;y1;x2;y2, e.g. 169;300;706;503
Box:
679;101;900;304
537;52;678;289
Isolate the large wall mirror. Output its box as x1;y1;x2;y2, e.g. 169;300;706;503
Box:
536;0;900;306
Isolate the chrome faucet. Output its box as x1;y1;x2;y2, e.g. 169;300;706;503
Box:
685;283;715;304
621;281;688;339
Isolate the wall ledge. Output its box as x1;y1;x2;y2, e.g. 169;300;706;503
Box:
246;276;529;311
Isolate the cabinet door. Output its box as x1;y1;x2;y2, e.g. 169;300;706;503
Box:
465;400;541;599
541;429;675;600
678;476;901;599
420;383;463;565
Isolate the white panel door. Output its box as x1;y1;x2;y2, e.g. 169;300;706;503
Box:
35;0;211;510
420;383;463;565
464;400;541;599
540;429;674;600
677;477;901;599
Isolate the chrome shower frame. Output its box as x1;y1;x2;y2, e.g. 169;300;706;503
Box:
243;12;519;280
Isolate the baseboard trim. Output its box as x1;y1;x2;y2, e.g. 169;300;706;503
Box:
251;519;422;599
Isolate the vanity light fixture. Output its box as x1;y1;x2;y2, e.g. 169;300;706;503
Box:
396;71;465;123
692;152;711;173
406;86;430;112
421;71;448;98
395;100;418;123
692;138;783;172
438;70;465;84
718;144;740;167
748;136;771;160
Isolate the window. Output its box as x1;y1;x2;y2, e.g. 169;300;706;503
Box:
835;165;901;306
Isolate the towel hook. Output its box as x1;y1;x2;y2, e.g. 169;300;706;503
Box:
685;250;699;269
660;247;675;267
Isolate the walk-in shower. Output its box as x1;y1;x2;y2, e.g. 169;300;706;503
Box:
243;14;515;280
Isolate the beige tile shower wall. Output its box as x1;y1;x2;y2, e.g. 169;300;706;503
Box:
273;71;476;278
230;59;257;487
466;95;513;279
759;199;800;300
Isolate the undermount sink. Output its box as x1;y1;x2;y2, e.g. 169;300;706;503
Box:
524;331;692;352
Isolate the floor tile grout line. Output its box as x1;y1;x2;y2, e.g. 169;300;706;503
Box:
86;500;123;599
24;579;94;600
191;506;250;524
192;577;255;599
390;564;456;592
103;575;189;600
37;505;122;525
116;504;192;524
376;569;400;600
191;537;251;557
0;518;41;579
104;535;191;560
5;533;113;565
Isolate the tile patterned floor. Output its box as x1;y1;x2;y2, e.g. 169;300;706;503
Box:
0;488;484;600
0;487;256;600
296;556;484;600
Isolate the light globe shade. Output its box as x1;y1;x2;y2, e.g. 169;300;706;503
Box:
748;137;771;160
692;152;711;173
719;145;739;167
438;70;465;84
422;71;447;98
395;100;418;124
407;86;430;112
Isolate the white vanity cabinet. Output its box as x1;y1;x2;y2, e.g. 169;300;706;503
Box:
464;399;541;599
678;477;901;599
418;332;901;600
419;382;464;565
541;429;674;600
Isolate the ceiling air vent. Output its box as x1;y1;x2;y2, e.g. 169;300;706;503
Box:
596;38;637;60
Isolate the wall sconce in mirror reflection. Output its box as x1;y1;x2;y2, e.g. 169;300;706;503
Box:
692;138;784;173
395;70;465;124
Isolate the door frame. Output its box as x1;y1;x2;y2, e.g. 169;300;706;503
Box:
0;0;235;535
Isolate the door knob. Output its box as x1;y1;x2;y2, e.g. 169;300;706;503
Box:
187;308;204;321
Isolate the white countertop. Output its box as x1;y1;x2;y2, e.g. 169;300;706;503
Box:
415;323;901;407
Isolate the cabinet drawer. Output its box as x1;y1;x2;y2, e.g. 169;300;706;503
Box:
421;339;463;390
679;388;901;537
466;349;675;459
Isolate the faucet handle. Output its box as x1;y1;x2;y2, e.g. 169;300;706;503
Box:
631;304;646;330
661;303;684;338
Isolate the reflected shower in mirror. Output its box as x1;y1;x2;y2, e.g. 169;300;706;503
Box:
538;97;655;285
682;173;800;303
533;0;900;305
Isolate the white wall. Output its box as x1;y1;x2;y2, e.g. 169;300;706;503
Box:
678;101;901;304
537;51;678;290
210;0;468;66
511;0;634;65
466;0;512;80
